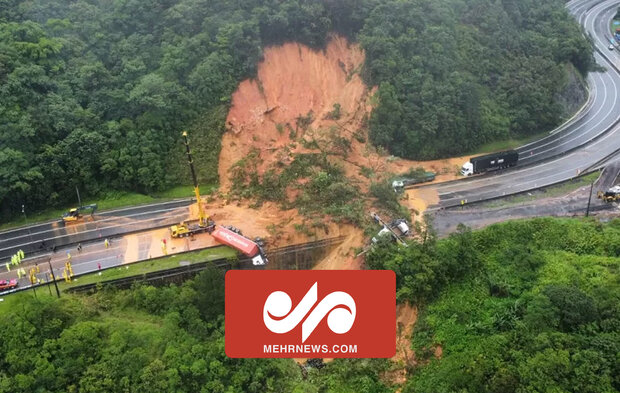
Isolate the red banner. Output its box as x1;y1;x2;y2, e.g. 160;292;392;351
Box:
225;270;395;358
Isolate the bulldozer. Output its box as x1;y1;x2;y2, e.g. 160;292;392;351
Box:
597;185;620;203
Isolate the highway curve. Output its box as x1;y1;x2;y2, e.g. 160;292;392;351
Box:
1;0;620;257
423;0;620;209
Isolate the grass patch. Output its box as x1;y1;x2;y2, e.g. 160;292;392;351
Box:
61;246;236;288
0;185;215;231
610;18;620;36
480;171;600;208
0;246;236;316
468;131;549;156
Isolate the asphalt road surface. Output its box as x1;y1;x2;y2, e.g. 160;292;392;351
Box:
0;199;192;260
420;0;620;209
433;159;620;236
2;0;620;259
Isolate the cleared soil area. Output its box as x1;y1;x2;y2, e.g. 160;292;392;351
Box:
219;35;465;195
216;35;469;261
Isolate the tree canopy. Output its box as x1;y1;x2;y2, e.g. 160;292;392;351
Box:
367;217;620;393
0;218;617;392
0;0;593;218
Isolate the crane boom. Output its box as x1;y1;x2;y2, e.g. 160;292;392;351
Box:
182;131;207;226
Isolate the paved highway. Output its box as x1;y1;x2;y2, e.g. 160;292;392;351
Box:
0;199;192;260
422;0;620;209
1;0;620;259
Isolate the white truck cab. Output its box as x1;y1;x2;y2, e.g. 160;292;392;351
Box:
392;180;405;189
395;221;410;236
461;161;473;176
252;254;267;266
371;227;393;243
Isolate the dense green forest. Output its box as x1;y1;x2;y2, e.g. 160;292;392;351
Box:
0;0;592;219
367;218;620;392
1;218;617;392
0;268;391;393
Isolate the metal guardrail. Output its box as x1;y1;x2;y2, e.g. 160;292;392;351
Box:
65;257;238;294
65;236;346;294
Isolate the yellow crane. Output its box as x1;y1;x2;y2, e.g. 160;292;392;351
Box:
169;131;215;238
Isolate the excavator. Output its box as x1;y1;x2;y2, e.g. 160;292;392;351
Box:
169;131;215;238
61;204;97;224
597;185;620;203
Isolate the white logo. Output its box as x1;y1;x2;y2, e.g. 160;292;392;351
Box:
263;282;356;342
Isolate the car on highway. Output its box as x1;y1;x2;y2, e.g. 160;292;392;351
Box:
609;43;615;50
0;279;18;291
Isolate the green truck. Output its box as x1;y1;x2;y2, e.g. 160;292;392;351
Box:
392;171;435;192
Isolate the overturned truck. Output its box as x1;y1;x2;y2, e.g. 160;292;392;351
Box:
211;226;268;266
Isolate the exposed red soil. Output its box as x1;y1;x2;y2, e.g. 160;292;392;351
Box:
211;36;452;381
382;303;418;386
219;35;465;199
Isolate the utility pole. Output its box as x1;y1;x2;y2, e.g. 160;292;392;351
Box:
22;204;33;243
75;186;82;207
45;273;52;296
46;257;60;298
586;181;594;217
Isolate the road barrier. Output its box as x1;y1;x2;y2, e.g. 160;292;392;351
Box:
65;236;346;294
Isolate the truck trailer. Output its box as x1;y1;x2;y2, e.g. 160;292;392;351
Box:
392;171;435;192
461;150;518;176
211;226;268;266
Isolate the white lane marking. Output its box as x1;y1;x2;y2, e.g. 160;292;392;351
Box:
439;118;620;196
438;5;620;193
521;1;619;156
0;198;191;237
524;71;618;159
0;205;187;245
441;121;620;201
0;213;185;254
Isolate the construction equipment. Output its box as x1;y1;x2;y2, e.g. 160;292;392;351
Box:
168;131;268;265
61;204;97;223
170;131;215;238
370;212;409;246
597;185;620;202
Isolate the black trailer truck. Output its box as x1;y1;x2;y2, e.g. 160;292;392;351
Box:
460;150;518;176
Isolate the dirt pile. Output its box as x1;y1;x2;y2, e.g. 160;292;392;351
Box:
220;35;367;188
219;35;465;193
212;37;459;385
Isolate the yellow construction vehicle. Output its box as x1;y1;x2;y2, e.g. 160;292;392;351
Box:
169;131;215;238
597;186;620;203
61;204;97;224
